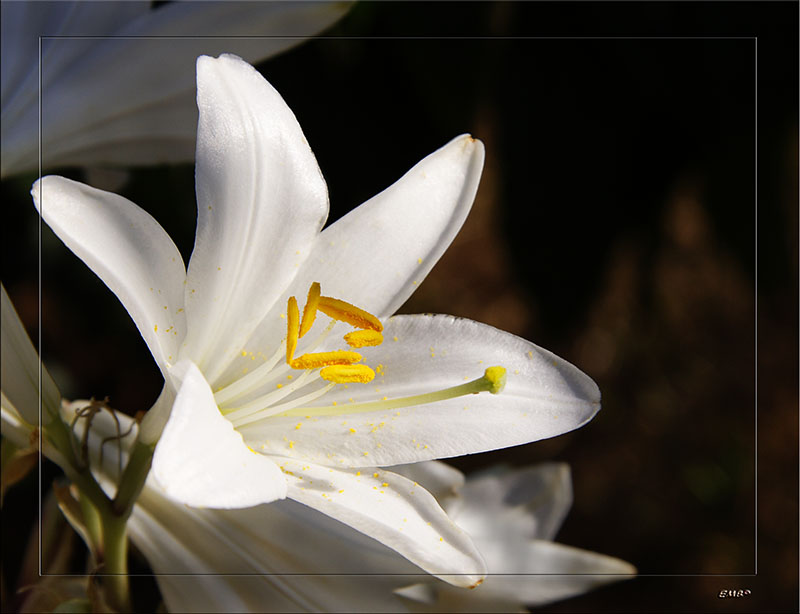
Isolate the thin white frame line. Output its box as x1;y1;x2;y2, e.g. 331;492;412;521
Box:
37;34;43;581
753;35;758;577
34;34;759;579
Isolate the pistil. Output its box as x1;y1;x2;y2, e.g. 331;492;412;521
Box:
275;366;507;417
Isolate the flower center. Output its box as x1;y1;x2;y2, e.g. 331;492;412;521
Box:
213;282;506;429
285;282;384;384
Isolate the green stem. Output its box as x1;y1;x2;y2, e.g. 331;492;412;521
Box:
45;408;156;612
113;440;154;517
101;514;130;612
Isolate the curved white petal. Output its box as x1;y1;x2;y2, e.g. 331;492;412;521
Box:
183;54;329;383
2;1;353;175
450;463;573;542
1;285;60;423
240;314;600;467
398;542;635;611
391;460;466;502
152;360;287;508
130;485;420;613
274;458;486;588
228;135;485;382
32;176;187;375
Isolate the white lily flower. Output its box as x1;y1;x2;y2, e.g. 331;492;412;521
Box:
1;0;352;176
60;403;633;614
32;53;601;584
393;463;637;611
2;290;630;613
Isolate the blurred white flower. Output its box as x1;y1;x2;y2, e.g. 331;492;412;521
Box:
32;53;603;585
1;0;352;176
393;463;637;611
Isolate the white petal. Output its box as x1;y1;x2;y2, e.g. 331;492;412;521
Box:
2;2;353;175
130;486;417;612
391;460;466;501
1;285;60;423
183;54;329;383
466;540;636;606
151;360;286;508
274;458;486;588
240;314;600;467
398;542;635;611
32;176;187;375
450;463;573;542
228;135;485;381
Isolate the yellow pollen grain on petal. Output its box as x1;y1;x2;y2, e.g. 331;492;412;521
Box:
344;329;384;348
318;296;383;332
299;282;321;338
286;296;300;364
373;472;379;478
349;428;356;433
295;422;302;430
320;364;376;384
382;482;389;487
290;350;362;370
154;325;158;332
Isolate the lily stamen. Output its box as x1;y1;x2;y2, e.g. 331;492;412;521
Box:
320;364;376;384
343;329;384;348
286;296;300;363
317;296;383;332
290;350;362;370
299;282;321;338
284;282;384;384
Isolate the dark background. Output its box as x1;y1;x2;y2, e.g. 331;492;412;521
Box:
2;1;797;612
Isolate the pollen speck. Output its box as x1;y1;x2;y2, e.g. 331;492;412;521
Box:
393;336;399;342
295;422;302;430
276;383;283;389
349;428;356;434
154;325;158;332
288;441;295;449
373;472;379;478
417;258;422;264
363;451;368;456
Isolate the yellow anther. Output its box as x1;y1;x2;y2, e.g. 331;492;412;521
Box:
290;350;362;370
343;329;384;348
286;296;299;364
320;364;376;384
318;296;383;332
299;282;321;338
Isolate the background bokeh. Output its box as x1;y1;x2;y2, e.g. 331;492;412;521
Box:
2;1;797;612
